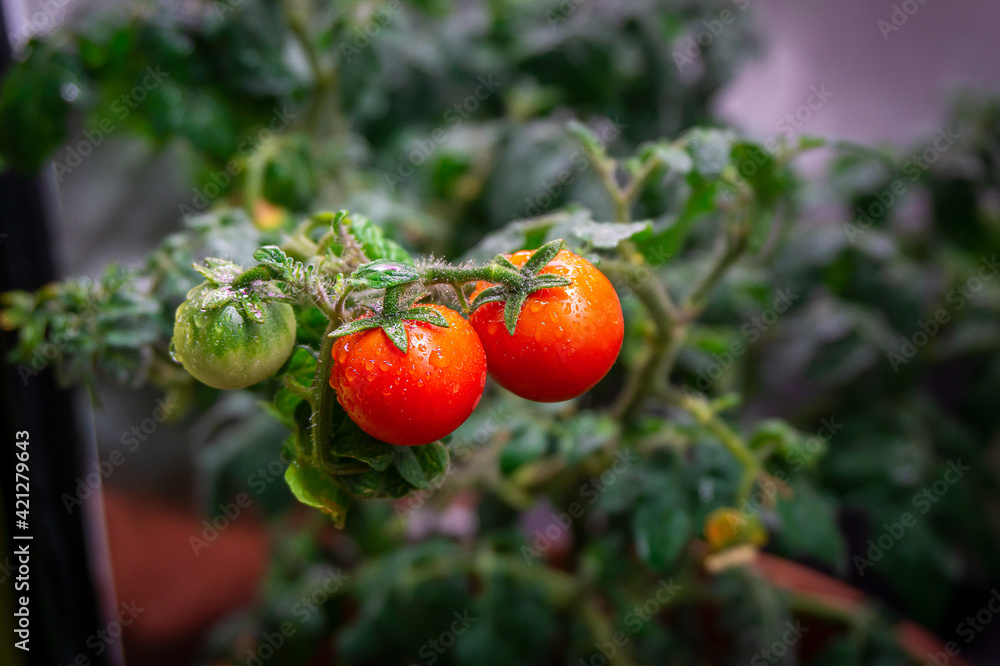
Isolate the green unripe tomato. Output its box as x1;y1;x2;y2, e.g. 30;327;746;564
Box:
171;290;296;390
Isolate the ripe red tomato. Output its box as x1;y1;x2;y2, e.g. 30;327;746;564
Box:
470;249;624;402
330;304;487;446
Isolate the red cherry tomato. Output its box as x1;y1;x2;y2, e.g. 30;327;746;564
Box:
470;249;624;402
330;304;487;446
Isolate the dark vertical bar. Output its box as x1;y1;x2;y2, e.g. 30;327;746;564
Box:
0;4;119;665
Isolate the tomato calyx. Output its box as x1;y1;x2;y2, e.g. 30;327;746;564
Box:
327;302;450;354
468;239;572;334
328;240;572;352
191;257;291;323
329;261;451;353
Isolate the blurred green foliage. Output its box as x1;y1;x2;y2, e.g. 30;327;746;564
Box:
1;1;999;666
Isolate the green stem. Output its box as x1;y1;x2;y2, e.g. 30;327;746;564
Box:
619;155;664;212
306;320;341;471
590;156;630;222
381;284;407;316
284;3;335;137
614;325;685;421
420;263;524;289
282;374;313;401
667;389;760;499
580;596;637;666
681;231;747;317
581;143;664;223
311;272;339;320
604;258;682;419
450;282;471;313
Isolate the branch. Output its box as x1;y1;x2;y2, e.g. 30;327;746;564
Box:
664;388;760;499
603;258;683;419
681;230;747;318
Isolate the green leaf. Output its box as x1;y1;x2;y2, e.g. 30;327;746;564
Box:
748;419;802;453
684;128;734;177
347;214;412;263
633;504;693;571
454;574;557;666
329;317;383;340
470;285;507;310
503;291;528;335
193;259;242;286
495;255;520;271
415;441;450;480
654;144;694;174
732;142;788;253
339;467;414;499
732;143;783;207
0;43;77;171
381;321;409;353
521;239;565;275
329;403;397;472
567;119;607;158
354;260;421;290
253;245;289;266
774;479;846;570
284;462;350;527
405;306;450;328
500;424;549;474
554;412;619;463
527;274;572;291
633;180;716;265
393;447;430;488
392;443;449;489
798;135;827;150
241;293;266;323
560;220;652;250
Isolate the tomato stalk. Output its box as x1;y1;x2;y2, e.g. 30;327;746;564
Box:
577;130;764;504
418;263;526;290
666;388;761;500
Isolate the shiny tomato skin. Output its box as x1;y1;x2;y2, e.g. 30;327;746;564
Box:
330;304;487;446
470;249;624;402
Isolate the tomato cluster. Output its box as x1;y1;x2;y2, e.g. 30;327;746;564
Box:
331;250;624;446
173;249;623;448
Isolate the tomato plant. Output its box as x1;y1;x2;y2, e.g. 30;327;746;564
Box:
2;3;999;666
